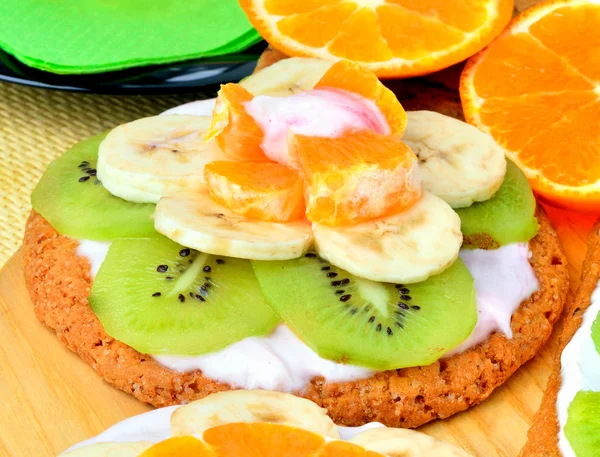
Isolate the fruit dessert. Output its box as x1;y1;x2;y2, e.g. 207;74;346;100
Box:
59;390;472;457
520;222;600;457
23;56;568;428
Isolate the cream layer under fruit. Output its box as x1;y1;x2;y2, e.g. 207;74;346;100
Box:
77;240;538;392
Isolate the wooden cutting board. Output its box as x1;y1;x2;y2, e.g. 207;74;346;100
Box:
0;205;596;457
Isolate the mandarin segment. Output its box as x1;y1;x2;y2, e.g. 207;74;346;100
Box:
478;91;598;151
139;436;215;457
264;0;340;15
292;130;422;226
205;84;269;162
203;423;325;457
467;32;594;98
204;161;305;222
530;3;600;82
387;0;493;32
315;441;385;457
278;3;357;47
461;0;600;210
376;5;464;60
327;8;394;62
315;59;407;135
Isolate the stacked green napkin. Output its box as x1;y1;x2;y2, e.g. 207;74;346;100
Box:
0;0;262;74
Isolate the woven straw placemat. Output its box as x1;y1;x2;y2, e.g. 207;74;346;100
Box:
0;81;211;265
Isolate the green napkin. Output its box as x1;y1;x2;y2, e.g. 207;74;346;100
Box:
0;0;262;74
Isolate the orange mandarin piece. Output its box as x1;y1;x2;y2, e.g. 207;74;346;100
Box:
205;83;269;162
139;436;216;457
204;161;305;222
203;423;325;457
315;440;385;457
292;130;422;226
315;59;407;136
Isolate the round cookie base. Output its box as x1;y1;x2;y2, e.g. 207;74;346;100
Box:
23;208;568;428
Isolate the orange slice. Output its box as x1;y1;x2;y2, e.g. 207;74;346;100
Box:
461;0;600;211
203;423;325;457
315;59;407;135
239;0;513;78
139;436;215;457
292;130;422;226
205;83;269;162
204;161;305;222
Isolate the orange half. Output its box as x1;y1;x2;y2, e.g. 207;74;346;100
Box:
292;130;422;226
239;0;513;78
461;0;600;211
204;161;305;222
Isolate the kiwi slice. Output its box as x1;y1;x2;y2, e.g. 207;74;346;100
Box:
592;312;600;354
90;236;279;355
252;255;476;370
455;159;539;249
565;390;600;457
31;133;156;239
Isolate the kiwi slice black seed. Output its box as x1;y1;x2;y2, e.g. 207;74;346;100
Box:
90;236;279;355
252;255;476;370
456;159;539;249
31;132;156;240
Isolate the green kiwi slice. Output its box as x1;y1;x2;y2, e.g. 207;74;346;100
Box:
455;159;539;249
592;312;600;354
565;390;600;457
90;236;279;355
252;255;477;370
31;133;156;239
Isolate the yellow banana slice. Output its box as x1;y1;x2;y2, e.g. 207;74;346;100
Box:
312;193;462;284
350;428;473;457
154;191;313;260
240;57;333;97
59;442;152;457
404;111;506;208
97;115;229;203
171;390;339;438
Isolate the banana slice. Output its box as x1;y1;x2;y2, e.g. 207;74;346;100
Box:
240;57;333;97
350;428;472;457
154;191;313;260
97;115;230;203
312;193;462;284
59;442;152;457
171;390;339;438
403;111;507;208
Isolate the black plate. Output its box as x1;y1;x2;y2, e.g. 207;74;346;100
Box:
0;42;267;94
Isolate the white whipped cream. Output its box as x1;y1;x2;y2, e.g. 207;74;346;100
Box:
447;243;539;356
66;404;384;453
244;89;389;165
76;240;110;277
77;240;538;391
556;280;600;457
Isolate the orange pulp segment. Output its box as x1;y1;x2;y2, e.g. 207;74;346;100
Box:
460;0;600;211
203;423;325;457
204;161;305;222
205;83;269;162
139;436;215;457
292;130;422;226
315;59;407;136
239;0;513;78
315;440;385;457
